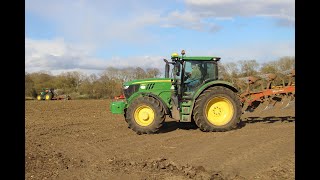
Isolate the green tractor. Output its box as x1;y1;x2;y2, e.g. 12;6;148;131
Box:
36;88;71;101
37;88;55;101
110;50;242;134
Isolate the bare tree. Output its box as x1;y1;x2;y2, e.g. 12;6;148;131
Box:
134;67;147;79
146;68;161;78
25;56;293;99
276;56;295;72
25;72;37;97
238;60;260;77
260;61;278;74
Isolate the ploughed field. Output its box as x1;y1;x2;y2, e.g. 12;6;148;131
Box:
25;99;295;180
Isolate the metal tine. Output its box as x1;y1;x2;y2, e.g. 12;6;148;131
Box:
282;101;295;109
263;95;284;111
281;98;295;109
251;100;268;113
261;104;275;112
257;98;270;112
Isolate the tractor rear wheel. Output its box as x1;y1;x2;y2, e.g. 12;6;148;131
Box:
37;95;42;101
126;97;165;134
193;86;242;132
45;93;52;100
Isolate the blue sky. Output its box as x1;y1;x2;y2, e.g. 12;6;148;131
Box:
25;0;295;75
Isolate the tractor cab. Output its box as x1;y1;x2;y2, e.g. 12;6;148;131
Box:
164;50;221;102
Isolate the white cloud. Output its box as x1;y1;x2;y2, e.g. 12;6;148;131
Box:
160;10;221;32
185;0;295;27
25;37;294;77
26;0;163;46
26;0;222;45
25;38;168;75
25;1;295;76
26;0;294;50
188;41;295;63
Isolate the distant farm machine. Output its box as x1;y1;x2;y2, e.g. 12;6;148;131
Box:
36;88;71;101
110;50;295;134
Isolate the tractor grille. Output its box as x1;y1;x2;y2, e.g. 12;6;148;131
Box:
146;83;155;90
124;84;140;99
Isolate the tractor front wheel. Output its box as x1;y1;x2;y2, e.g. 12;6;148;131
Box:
193;86;242;132
126;97;165;134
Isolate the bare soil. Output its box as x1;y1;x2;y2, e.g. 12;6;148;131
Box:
25;99;295;180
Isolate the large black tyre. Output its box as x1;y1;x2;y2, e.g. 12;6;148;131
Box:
193;86;242;132
45;93;53;100
126;96;165;134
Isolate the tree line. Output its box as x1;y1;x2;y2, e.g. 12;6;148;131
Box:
25;56;294;99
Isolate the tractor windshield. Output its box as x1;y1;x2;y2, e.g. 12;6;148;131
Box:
183;61;218;92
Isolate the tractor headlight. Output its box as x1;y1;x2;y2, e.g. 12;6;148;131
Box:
124;85;129;89
140;85;146;89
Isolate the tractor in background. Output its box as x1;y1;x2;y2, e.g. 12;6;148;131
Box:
36;88;71;101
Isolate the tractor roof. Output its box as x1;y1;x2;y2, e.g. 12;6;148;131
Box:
179;56;220;61
171;51;220;61
171;56;221;61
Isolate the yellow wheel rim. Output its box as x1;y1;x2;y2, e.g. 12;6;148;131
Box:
205;97;234;126
134;105;155;126
37;96;41;100
45;94;51;100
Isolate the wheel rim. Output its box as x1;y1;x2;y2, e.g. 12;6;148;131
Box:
37;96;41;100
134;105;155;126
205;97;234;126
45;94;50;100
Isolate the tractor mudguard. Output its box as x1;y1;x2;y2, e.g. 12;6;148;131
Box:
110;101;126;114
194;80;239;100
